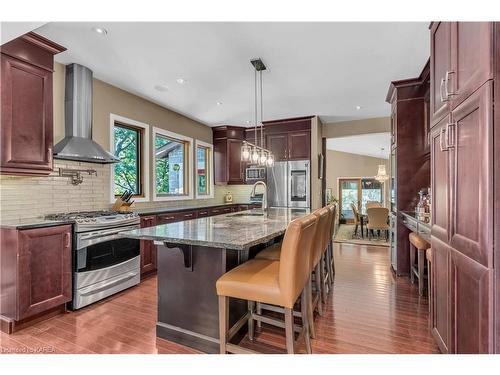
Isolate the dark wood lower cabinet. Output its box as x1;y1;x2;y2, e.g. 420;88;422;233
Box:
431;237;450;353
140;216;157;276
449;248;492;353
1;224;72;329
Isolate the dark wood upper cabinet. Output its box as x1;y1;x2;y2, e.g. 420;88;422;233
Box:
266;133;288;161
0;33;65;176
213;127;245;185
449;22;493;110
430;22;452;127
430;115;451;244
449;82;493;268
227;139;244;183
287;131;311;160
264;117;312;162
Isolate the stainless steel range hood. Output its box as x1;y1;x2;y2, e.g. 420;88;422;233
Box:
53;64;119;164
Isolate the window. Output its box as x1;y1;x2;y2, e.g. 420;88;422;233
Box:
360;178;383;214
153;127;193;201
110;114;150;203
195;140;214;198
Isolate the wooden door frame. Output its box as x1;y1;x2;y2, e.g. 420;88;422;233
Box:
338;178;362;224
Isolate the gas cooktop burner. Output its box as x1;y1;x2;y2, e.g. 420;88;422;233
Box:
45;210;133;220
45;210;139;232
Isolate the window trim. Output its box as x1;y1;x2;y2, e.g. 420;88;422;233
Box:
152;127;194;201
194;140;214;199
109;114;150;203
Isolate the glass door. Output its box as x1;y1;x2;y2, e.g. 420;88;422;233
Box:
339;178;361;224
360;178;384;215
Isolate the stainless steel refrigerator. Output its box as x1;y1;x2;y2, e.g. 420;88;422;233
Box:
266;160;310;209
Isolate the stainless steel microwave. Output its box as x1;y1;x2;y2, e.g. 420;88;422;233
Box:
245;166;266;181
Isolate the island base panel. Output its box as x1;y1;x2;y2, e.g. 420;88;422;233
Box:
156;244;249;353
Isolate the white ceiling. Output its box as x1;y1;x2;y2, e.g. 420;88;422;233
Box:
31;22;429;127
326;132;391;159
0;22;47;44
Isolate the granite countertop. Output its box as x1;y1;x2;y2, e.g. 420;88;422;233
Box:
132;201;258;216
120;207;310;250
0;218;74;230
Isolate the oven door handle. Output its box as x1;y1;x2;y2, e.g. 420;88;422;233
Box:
78;272;138;296
78;225;140;248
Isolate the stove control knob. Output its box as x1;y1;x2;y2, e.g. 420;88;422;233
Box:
92;218;97;222
84;219;90;222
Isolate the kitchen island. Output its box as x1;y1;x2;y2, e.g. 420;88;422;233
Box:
120;207;309;353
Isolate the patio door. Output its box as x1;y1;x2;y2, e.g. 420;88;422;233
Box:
339;178;384;224
339;179;361;224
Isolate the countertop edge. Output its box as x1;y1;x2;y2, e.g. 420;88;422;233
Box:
0;220;74;230
133;202;259;216
120;228;286;251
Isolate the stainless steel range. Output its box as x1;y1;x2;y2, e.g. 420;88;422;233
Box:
46;211;141;310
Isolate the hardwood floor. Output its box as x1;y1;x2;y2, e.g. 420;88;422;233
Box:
0;243;439;354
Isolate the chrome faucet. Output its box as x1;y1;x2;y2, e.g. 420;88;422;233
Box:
250;181;268;215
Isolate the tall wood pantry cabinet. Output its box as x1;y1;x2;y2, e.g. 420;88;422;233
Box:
429;21;498;354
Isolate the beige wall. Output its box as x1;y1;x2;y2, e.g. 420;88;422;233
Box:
0;63;233;223
326;149;390;208
53;63;212;147
322;117;390;139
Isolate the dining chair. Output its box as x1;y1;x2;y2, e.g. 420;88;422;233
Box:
366;201;382;209
366;207;390;240
350;203;361;237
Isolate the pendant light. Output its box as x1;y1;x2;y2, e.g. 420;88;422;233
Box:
375;147;389;182
241;58;274;167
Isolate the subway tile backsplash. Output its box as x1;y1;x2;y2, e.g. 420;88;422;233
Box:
0;160;255;222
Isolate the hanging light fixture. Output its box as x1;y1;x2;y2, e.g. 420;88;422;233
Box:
241;58;274;166
375;147;389;182
241;143;251;161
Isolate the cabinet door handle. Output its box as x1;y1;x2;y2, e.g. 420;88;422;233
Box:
445;70;455;98
64;232;71;248
440;78;448;103
47;147;53;164
445;122;456;149
439;128;447;152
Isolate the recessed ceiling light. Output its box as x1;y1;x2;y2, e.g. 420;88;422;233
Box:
176;78;186;85
91;27;108;36
216;102;223;106
355;105;362;110
154;84;168;92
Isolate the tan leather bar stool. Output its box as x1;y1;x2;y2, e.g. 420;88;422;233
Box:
327;204;337;283
254;207;330;339
318;207;332;302
409;232;431;296
426;247;432;318
324;204;336;291
216;214;318;354
311;208;330;309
